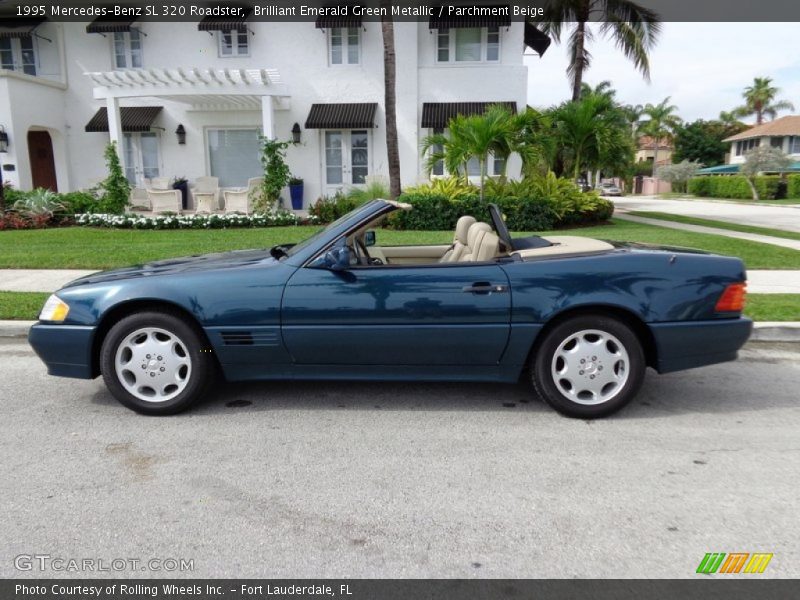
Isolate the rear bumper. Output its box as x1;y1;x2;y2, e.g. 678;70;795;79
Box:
28;323;96;379
650;318;753;374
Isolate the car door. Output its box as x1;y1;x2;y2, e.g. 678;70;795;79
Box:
281;262;511;366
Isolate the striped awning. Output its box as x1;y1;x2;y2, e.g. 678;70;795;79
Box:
305;103;378;129
85;106;163;133
315;15;363;29
524;22;551;56
198;8;252;32
429;5;511;29
0;18;45;38
421;102;517;128
86;17;137;34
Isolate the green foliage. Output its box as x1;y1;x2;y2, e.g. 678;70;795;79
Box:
672;119;747;166
404;177;477;200
258;137;291;211
733;76;795;124
633;161;654;177
656;160;703;193
688;176;751;199
308;191;362;223
389;173;613;231
344;180;390;204
98;143;131;214
12;188;66;216
61;190;100;214
787;174;800;199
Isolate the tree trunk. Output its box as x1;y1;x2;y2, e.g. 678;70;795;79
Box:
479;157;486;202
570;21;586;102
746;176;760;201
381;11;401;199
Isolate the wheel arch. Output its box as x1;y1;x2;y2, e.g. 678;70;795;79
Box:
528;304;657;370
90;299;216;378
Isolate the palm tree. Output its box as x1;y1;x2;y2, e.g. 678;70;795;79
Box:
421;104;516;200
734;77;795;125
550;92;633;180
380;5;401;199
640;97;681;177
580;80;616;100
541;0;661;101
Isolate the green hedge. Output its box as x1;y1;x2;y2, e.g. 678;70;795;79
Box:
788;174;800;199
689;175;794;200
388;193;613;231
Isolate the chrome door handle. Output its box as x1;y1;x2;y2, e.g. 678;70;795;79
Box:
462;283;507;294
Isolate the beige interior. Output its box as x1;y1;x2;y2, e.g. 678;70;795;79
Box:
345;211;613;266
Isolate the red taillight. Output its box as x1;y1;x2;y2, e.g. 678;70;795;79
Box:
715;282;747;313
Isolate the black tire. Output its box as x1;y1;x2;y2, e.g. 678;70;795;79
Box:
531;315;645;419
100;311;214;415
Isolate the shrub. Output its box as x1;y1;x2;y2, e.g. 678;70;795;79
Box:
788;174;800;199
345;179;390;204
61;190;100;214
688;175;789;200
0;211;52;230
403;177;478;200
98;143;131;214
12;188;66;217
753;175;781;201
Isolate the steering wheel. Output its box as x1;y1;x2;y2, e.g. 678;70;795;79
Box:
488;203;514;251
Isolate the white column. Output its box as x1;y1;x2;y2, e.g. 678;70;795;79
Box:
261;96;275;139
106;96;124;168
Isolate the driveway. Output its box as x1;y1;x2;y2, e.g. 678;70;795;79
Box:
613;196;800;233
2;339;799;579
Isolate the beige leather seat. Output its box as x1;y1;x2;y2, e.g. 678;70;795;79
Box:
440;215;476;262
460;222;493;261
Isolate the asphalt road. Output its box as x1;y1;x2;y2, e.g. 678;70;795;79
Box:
1;339;798;579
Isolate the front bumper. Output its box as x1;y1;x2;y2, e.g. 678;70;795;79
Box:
650;317;753;374
28;323;96;379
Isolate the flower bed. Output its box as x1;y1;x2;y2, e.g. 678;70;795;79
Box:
76;211;311;229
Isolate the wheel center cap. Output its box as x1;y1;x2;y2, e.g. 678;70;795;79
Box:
584;361;597;374
147;359;158;370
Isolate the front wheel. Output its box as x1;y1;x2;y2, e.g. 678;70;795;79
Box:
100;311;214;415
531;315;645;419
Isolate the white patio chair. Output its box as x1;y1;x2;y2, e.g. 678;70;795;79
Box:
223;177;262;214
194;176;221;211
129;187;150;211
147;177;171;191
147;189;182;214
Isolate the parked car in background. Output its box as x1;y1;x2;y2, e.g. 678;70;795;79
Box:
599;182;623;196
575;178;593;192
29;200;752;420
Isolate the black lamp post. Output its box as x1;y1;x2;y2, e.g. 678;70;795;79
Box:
175;124;186;145
0;126;9;211
291;122;301;145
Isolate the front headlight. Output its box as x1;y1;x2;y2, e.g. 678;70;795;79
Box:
39;294;70;322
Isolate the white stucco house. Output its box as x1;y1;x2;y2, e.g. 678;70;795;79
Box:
723;115;800;165
0;13;549;208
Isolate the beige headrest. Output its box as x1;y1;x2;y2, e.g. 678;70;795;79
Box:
475;231;500;262
454;216;477;244
467;222;492;249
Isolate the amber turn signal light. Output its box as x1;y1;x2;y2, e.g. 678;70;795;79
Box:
715;282;747;313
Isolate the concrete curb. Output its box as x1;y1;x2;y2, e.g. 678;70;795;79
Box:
2;320;800;343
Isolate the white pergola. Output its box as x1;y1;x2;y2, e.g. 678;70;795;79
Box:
86;66;289;166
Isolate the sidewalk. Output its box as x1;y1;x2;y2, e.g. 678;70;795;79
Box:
3;268;800;294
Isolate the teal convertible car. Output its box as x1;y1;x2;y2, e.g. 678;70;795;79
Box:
29;200;752;418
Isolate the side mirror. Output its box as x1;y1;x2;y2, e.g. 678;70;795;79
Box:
364;230;376;247
323;246;351;271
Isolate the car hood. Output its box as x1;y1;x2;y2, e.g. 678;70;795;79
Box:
61;249;279;288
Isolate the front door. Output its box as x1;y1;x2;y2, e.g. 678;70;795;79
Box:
27;131;57;191
122;132;161;186
281;263;511;366
323;129;369;195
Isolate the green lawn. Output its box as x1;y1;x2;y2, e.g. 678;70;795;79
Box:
1;219;800;269
2;290;796;322
628;211;800;242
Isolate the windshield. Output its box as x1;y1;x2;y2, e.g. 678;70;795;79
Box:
284;202;379;258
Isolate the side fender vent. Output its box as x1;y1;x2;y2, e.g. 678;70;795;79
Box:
221;331;254;346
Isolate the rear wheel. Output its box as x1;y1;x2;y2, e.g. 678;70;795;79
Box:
100;311;214;415
531;315;645;419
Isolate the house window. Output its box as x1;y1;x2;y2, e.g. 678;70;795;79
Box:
770;137;785;149
788;136;800;154
0;36;37;75
122;132;160;185
329;27;359;65
113;30;143;69
435;27;501;63
218;28;249;57
736;138;760;156
207;128;262;188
